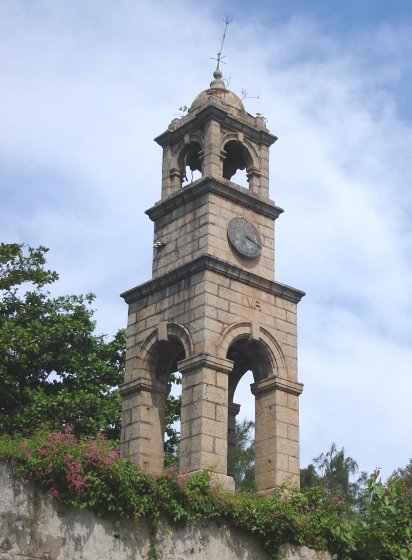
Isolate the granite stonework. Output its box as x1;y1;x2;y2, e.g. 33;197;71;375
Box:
120;72;305;492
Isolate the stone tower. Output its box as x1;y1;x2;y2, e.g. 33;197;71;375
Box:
120;69;304;493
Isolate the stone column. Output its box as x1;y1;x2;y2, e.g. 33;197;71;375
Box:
120;377;169;475
161;144;174;199
251;376;303;493
202;120;221;177
246;166;261;193
227;402;241;477
258;144;270;197
178;353;235;491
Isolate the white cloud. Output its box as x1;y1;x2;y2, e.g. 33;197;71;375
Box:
1;0;411;480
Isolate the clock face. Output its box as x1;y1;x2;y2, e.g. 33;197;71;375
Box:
227;217;262;258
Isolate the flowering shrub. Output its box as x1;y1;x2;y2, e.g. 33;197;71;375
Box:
0;428;411;559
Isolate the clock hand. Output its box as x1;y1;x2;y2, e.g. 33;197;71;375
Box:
245;234;259;247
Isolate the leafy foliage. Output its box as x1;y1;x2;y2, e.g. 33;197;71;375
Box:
300;463;321;490
229;419;256;492
300;443;368;509
164;373;181;466
350;469;412;560
0;243;125;438
2;428;411;559
392;458;412;500
0;427;354;558
0;242;189;455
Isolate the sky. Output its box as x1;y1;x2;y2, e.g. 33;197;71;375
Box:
1;0;411;481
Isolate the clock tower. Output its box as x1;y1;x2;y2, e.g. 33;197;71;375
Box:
120;69;304;492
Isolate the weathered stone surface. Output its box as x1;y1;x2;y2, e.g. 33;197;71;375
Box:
120;75;305;493
0;463;330;560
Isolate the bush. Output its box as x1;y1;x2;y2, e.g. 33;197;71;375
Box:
0;427;410;559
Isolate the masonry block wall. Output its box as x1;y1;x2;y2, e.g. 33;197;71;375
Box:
0;463;331;560
120;71;305;493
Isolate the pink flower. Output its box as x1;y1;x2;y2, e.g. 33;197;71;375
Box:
331;495;345;505
67;460;81;473
66;473;86;491
105;451;119;468
18;442;32;458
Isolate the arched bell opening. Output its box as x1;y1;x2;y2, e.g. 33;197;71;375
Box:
226;336;273;489
178;141;203;186
222;140;252;187
147;336;186;466
148;336;185;382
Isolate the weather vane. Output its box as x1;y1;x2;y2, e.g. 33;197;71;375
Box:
211;15;233;77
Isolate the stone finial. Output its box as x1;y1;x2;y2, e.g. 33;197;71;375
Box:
209;68;225;90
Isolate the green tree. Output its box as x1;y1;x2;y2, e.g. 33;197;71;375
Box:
299;463;321;490
0;243;125;438
164;373;181;466
392;458;412;499
301;443;367;507
229;418;256;492
352;469;412;559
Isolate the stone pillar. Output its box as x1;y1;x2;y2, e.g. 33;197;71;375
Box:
246;166;261;193
252;377;303;493
161;144;174;199
202;120;221;177
169;167;181;192
258;144;270;197
227;402;241;477
120;377;169;475
178;353;235;491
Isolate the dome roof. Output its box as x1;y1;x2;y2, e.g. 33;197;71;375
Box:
189;69;245;113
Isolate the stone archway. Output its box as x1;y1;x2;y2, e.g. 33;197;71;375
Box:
215;321;302;492
120;322;193;475
220;132;262;191
225;334;275;483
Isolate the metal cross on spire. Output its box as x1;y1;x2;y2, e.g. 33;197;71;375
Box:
211;15;233;79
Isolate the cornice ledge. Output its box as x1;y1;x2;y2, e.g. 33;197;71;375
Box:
204;255;305;303
251;376;304;396
121;255;305;304
145;176;284;222
155;101;277;148
119;377;169;397
178;353;234;374
193;103;278;146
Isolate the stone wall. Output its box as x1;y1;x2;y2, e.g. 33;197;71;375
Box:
147;178;279;281
0;463;330;560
